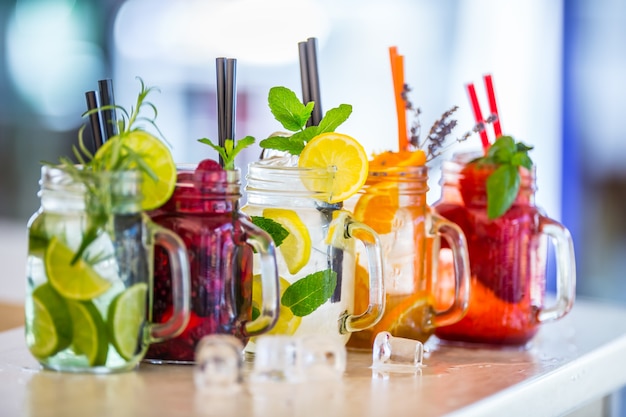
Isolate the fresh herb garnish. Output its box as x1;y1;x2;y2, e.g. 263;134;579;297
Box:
52;78;166;263
281;269;337;317
259;86;352;155
250;216;289;247
472;136;534;219
197;136;255;170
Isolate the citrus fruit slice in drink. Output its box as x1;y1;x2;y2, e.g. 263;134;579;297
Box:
67;300;109;366
263;208;311;275
298;132;368;203
29;283;73;359
45;237;111;301
107;283;148;360
324;210;350;250
353;182;399;235
251;275;302;336
93;130;177;210
369;149;426;169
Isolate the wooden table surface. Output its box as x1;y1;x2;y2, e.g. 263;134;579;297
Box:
1;298;626;417
0;301;24;331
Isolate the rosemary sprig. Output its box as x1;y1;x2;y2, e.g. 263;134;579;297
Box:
49;77;163;263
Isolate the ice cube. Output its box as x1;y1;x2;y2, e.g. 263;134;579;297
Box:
372;331;423;373
194;335;244;392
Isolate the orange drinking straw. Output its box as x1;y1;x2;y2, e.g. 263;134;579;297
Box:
465;83;491;153
389;46;408;151
483;74;502;138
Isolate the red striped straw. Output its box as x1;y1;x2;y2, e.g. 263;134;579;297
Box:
465;83;490;153
483;74;502;138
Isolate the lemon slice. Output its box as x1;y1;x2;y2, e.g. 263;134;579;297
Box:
67;300;109;366
29;283;73;359
94;130;176;210
298;132;369;204
45;237;111;301
251;275;302;336
107;283;148;360
263;208;311;275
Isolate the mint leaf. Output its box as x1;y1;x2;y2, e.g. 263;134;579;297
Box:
259;136;306;155
281;269;337;317
486;136;516;163
262;86;352;156
471;136;534;219
251;305;260;321
198;137;228;160
251;216;289;247
486;164;520;219
268;86;313;132
316;104;352;133
197;136;255;170
511;152;533;170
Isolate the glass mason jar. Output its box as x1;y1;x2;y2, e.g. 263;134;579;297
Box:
345;165;470;349
242;162;385;352
25;166;191;373
432;151;576;345
145;166;279;363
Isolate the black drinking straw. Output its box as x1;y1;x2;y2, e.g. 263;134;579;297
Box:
216;57;227;159
98;79;118;141
85;91;104;150
225;58;237;142
298;41;311;108
306;37;322;126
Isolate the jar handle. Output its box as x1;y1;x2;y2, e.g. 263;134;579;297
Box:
428;213;471;328
240;217;280;337
341;218;385;333
147;223;191;343
537;216;576;323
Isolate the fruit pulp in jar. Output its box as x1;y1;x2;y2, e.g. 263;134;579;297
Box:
146;166;253;362
433;163;546;345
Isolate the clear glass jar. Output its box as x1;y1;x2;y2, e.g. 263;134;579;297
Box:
25;166;190;373
145;166;279;363
242;162;385;352
345;165;470;349
432;151;576;345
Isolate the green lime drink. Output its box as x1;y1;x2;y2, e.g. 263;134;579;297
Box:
24;80;190;373
25;167;189;373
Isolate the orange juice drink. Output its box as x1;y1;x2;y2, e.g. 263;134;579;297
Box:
346;150;470;349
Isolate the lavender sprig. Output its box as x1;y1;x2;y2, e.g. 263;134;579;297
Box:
401;83;497;161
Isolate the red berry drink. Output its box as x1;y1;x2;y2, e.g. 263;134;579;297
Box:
432;151;575;346
145;161;279;363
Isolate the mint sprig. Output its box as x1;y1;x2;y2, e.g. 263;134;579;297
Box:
475;136;534;219
281;269;337;317
259;86;352;156
250;216;289;247
197;136;255;170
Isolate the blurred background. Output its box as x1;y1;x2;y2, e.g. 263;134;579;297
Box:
0;0;625;412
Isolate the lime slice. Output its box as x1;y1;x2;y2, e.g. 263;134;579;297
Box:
107;283;148;360
251;275;301;336
29;283;73;359
94;130;176;210
263;208;311;275
45;237;111;301
67;300;109;366
298;132;369;203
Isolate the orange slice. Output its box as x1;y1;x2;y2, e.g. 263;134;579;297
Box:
369;149;426;169
353;182;399;235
